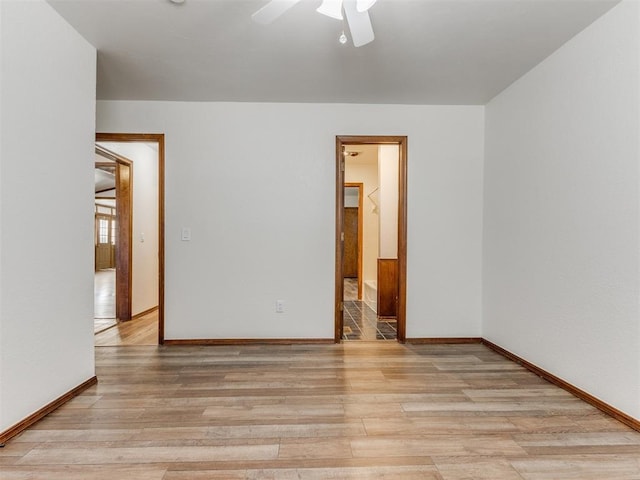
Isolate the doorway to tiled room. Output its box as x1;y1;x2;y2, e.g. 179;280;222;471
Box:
336;136;407;342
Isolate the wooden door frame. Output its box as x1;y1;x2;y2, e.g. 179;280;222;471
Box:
335;136;407;343
344;182;363;300
95;145;133;321
96;133;166;345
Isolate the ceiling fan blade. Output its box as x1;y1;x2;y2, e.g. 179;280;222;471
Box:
251;0;302;24
317;0;344;20
356;0;376;12
343;0;374;47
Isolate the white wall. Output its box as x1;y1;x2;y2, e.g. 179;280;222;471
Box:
345;150;379;287
484;0;640;419
378;144;399;259
97;102;484;340
97;142;159;316
0;0;96;431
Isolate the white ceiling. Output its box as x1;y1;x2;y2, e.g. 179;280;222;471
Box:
48;0;619;105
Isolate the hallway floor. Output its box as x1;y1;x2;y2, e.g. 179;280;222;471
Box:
94;310;158;346
343;301;397;341
94;269;116;333
343;278;397;341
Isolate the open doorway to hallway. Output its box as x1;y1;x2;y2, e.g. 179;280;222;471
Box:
335;136;407;342
94;174;116;331
94;133;165;346
94;147;128;333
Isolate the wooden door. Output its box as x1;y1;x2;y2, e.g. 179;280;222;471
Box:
343;207;358;278
95;214;115;270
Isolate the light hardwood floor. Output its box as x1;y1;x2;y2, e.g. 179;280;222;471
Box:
94;269;116;319
94;311;158;346
2;343;639;479
94;269;117;333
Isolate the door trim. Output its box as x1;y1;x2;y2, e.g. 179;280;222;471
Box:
344;183;363;300
335;136;407;343
96;133;166;345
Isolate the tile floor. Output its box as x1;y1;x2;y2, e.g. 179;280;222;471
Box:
343;278;397;341
343;301;397;341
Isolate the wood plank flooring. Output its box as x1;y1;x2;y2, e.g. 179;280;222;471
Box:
94;269;116;320
94;311;158;346
94;269;117;333
2;343;639;479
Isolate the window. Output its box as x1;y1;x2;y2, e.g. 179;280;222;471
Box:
111;219;117;245
99;218;109;244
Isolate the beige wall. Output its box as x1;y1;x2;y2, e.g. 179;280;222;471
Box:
378;144;399;259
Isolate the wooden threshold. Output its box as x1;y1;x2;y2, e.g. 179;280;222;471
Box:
0;376;97;446
164;338;335;346
482;339;640;433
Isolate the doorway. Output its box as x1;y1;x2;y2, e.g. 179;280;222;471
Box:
94;147;132;331
95;133;165;345
343;183;363;301
335;136;407;343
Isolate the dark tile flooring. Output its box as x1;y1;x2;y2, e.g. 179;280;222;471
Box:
343;300;397;341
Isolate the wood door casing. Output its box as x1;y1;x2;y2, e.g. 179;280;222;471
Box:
97;132;165;344
343;207;358;278
115;160;132;321
335;136;407;343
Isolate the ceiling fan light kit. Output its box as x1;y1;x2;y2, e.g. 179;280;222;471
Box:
252;0;377;47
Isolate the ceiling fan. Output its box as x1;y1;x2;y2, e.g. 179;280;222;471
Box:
252;0;377;47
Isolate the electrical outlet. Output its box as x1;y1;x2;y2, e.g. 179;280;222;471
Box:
275;300;285;313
